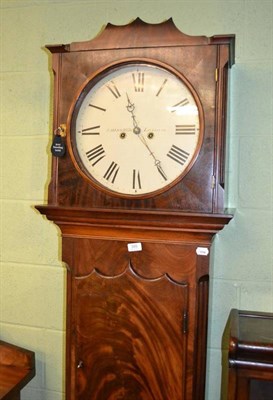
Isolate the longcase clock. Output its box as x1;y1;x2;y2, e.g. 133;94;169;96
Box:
37;19;235;400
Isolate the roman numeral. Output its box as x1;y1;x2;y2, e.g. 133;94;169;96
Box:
133;169;141;190
171;98;189;112
175;125;196;135
106;81;121;99
86;144;105;166
81;126;100;135
104;161;119;183
89;104;106;112
167;145;190;166
132;72;144;92
156;78;168;97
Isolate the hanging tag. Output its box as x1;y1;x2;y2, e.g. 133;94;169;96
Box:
51;135;66;157
51;126;66;158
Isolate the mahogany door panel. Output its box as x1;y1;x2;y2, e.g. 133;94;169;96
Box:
73;266;188;400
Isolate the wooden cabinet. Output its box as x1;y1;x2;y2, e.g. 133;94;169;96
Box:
37;19;235;399
0;341;35;400
222;309;273;400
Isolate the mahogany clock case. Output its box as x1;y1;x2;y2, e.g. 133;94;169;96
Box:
45;18;235;214
36;19;235;400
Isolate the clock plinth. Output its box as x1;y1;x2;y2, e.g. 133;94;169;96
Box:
38;19;235;399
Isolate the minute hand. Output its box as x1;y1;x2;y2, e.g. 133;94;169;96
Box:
138;134;168;181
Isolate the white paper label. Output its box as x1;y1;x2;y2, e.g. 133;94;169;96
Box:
196;247;209;256
127;242;142;252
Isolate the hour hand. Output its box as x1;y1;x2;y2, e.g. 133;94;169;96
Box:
126;93;141;134
126;93;135;113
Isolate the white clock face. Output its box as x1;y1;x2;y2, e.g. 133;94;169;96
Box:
69;62;202;197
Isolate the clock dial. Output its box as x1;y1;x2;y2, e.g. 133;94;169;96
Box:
69;62;202;197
